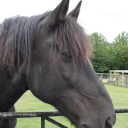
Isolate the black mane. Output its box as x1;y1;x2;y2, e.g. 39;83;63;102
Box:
0;12;90;72
0;12;50;71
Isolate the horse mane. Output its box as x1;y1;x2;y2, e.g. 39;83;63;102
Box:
0;12;50;71
54;16;90;63
0;12;90;72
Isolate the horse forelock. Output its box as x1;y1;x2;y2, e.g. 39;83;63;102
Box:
54;16;91;63
0;12;50;71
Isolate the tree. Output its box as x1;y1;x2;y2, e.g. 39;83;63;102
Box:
89;32;111;73
111;32;128;70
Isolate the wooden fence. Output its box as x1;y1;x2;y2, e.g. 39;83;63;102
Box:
97;73;128;87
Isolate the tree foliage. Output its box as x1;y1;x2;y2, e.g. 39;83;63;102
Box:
111;32;128;70
89;32;110;72
89;32;128;73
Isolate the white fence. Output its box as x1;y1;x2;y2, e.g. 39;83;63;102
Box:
97;73;128;87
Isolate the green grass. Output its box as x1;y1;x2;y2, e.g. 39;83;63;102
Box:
14;84;128;128
105;84;128;128
15;91;72;128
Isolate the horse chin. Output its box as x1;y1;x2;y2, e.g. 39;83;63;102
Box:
77;125;88;128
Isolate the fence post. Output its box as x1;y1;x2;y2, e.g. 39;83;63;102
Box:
109;71;112;82
117;76;118;85
109;73;111;83
101;73;103;83
122;73;124;86
126;76;128;87
41;117;45;128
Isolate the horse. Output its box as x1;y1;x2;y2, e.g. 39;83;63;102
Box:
0;0;116;128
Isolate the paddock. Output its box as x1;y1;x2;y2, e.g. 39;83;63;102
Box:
0;84;127;128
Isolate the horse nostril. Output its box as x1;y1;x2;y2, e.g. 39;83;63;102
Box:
105;118;113;128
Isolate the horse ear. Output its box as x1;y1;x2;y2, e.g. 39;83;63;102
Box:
68;1;82;21
43;0;69;30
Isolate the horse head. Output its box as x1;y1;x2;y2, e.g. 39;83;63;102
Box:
27;0;116;128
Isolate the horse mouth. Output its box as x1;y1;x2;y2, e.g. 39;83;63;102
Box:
76;118;114;128
77;124;88;128
105;118;113;128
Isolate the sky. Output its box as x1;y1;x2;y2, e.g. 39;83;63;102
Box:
0;0;128;43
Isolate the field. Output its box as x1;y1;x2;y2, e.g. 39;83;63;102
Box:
14;84;128;128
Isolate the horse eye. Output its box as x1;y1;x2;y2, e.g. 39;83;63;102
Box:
62;52;72;59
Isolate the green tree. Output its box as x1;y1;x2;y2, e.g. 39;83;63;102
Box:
89;32;111;73
112;32;128;70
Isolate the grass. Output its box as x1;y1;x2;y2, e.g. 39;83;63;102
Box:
15;91;72;128
105;84;128;128
14;84;128;128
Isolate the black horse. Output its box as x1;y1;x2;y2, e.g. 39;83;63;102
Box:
0;0;116;128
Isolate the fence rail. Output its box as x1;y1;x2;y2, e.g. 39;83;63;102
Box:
0;110;61;118
0;108;128;128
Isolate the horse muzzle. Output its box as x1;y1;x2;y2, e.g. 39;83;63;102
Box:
77;113;116;128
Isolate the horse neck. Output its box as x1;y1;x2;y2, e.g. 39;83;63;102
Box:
0;72;28;112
